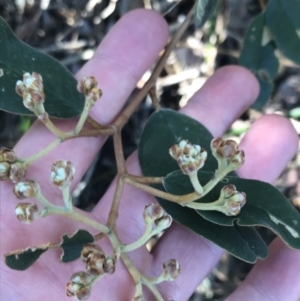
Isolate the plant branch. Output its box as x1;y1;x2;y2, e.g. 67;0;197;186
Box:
126;174;164;184
113;2;196;130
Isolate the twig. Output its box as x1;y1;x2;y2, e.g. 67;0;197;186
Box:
149;86;161;110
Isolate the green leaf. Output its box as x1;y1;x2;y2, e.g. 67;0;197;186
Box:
266;0;300;65
60;229;94;263
5;246;48;271
164;170;300;249
239;13;279;110
0;17;84;118
138;109;268;262
194;0;219;28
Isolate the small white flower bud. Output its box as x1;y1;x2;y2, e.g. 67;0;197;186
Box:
0;162;10;180
13;180;40;199
66;271;93;300
9;162;27;183
81;243;104;263
0;148;17;163
51;160;75;188
169;140;207;175
155;214;173;230
210;138;245;170
162;259;181;281
143;204;164;222
15;203;40;224
77;76;98;96
103;256;115;274
86;252;106;276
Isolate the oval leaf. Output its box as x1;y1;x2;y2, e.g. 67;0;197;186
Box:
5;246;48;271
60;229;94;263
266;0;300;65
164;170;300;249
0;17;84;118
239;13;279;110
138;109;268;262
194;0;219;28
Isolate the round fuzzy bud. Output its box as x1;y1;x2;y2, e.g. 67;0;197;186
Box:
155;214;173;230
0;162;10;180
51;160;75;188
210;138;245;170
103;256;115;274
86;252;106;276
169;140;207;175
9;162;27;183
81;243;104;263
66;271;92;300
15;203;40;224
88;87;102;102
143;204;164;222
0;148;17;163
13;180;40;199
162;259;181;281
77;76;98;96
15;80;26;96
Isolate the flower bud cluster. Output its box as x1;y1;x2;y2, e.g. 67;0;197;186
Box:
0;148;22;182
211;138;245;171
81;243;116;276
218;184;246;216
15;72;45;113
51;160;75;188
77;76;102;102
66;271;93;301
15;203;40;224
169;140;207;175
143;204;172;231
162;259;181;281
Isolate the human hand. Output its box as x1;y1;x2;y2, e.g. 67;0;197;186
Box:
1;9;299;301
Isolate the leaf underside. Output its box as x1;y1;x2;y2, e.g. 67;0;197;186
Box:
60;229;94;263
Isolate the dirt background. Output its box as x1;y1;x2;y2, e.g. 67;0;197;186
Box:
0;0;300;300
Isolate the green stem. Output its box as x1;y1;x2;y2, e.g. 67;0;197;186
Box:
74;100;92;134
189;173;203;194
22;137;62;167
121;221;152;252
62;185;72;210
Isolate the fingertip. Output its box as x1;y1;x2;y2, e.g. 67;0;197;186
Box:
238;114;299;182
181;65;260;136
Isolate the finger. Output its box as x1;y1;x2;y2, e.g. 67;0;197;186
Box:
238;114;299;182
1;8;168;254
225;117;299;301
149;72;298;300
226;238;300;301
89;66;259;300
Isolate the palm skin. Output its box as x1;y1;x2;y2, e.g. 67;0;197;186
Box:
1;9;299;301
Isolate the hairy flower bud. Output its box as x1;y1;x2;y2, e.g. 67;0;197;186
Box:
66;271;93;300
9;162;27;183
51;160;75;188
219;185;246;216
77;76;98;95
143;204;164;222
15;72;45;113
103;256;115;274
15;203;40;224
13;180;40;199
162;259;181;281
155;214;173;230
0;162;10;180
81;243;104;263
211;138;245;170
169;140;207;175
0;148;17;163
86;252;106;276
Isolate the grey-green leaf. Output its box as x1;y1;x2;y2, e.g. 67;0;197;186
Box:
138;109;268;262
60;229;94;263
239;13;279;109
0;17;85;118
266;0;300;65
164;170;300;249
194;0;219;28
5;247;48;271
